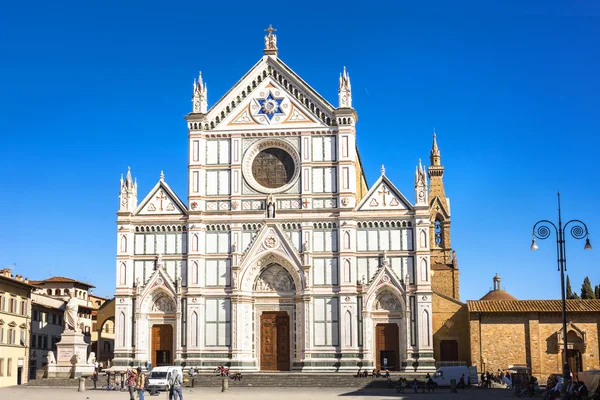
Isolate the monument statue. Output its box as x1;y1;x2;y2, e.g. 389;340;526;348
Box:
64;291;80;332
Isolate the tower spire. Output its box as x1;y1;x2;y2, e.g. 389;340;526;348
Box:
192;72;208;113
430;132;441;166
338;66;352;108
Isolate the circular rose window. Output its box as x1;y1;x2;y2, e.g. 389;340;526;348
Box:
251;148;295;189
243;140;300;194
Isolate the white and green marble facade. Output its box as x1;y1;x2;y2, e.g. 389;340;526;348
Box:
113;30;435;372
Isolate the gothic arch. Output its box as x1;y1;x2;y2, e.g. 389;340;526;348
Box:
366;285;405;313
343;231;351;249
120;235;127;252
119;262;127;286
420;258;429;282
190;311;198;347
344;310;352;346
421;309;431;346
253;264;295;292
191;261;199;285
238;250;304;292
139;286;176;315
344;259;352;283
118;312;126;347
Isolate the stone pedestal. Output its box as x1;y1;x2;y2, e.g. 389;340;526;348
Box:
46;331;95;378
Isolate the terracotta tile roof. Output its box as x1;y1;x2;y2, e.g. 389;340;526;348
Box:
467;299;600;313
479;289;518;301
32;276;95;288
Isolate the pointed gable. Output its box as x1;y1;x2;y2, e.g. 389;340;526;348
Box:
240;223;302;268
135;179;187;216
204;56;336;131
357;175;413;211
139;263;177;301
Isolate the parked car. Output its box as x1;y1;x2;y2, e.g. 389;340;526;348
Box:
432;366;478;387
146;366;183;392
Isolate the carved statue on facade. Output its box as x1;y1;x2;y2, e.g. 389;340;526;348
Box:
87;352;96;365
267;194;276;218
376;292;401;312
47;351;56;365
254;264;295;292
155;254;164;270
264;25;277;50
64;291;80;332
152;296;176;313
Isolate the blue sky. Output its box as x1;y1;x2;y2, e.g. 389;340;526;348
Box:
1;1;599;300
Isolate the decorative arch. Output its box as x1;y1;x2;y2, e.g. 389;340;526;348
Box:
190;311;198;347
420;258;428;282
191;261;199;285
366;285;405;314
421;309;430;346
344;310;352;346
420;230;427;248
118;312;125;347
139;286;177;315
343;231;351;249
192;234;199;252
253;264;295;292
119;262;127;286
238;250;304;292
374;291;403;312
344;259;351;283
120;235;127;252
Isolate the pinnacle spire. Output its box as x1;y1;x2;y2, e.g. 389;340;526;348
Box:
160;170;165;181
380;164;386;176
338;66;352;108
430;132;441;166
192;71;208;113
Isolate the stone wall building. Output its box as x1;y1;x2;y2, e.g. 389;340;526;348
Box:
29;293;65;380
0;268;34;387
468;276;600;378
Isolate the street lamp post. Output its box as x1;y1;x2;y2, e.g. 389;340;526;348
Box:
530;192;592;399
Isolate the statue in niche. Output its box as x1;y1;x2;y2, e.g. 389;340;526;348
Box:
267;194;276;218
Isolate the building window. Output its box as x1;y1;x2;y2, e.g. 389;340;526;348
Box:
0;328;4;344
30;334;36;348
10;298;17;314
205;259;229;287
313;297;339;346
435;220;442;246
43;335;48;349
205;232;230;254
312;167;337;193
312;258;338;286
20;301;27;317
0;296;5;311
32;310;39;322
312;229;338;252
20;330;25;346
7;358;12;377
0;359;4;377
37;335;43;349
206;139;230;165
205;298;231;346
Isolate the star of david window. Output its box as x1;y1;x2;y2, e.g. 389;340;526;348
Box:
251;148;295;189
257;94;283;120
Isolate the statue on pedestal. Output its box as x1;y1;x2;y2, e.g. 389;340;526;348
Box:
64;291;80;332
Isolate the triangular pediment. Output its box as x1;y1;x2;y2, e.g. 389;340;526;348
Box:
205;57;335;131
365;265;406;310
239;222;303;268
139;263;177;302
8;321;17;327
357;175;413;211
429;196;450;219
135;180;187;216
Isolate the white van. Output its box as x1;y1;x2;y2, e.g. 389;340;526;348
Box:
146;366;183;392
431;366;478;387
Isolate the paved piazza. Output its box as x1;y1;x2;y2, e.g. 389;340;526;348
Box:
2;387;516;399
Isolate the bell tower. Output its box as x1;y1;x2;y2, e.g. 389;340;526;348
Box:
427;133;459;299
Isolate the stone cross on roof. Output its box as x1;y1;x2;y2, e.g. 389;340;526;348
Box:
264;24;278;55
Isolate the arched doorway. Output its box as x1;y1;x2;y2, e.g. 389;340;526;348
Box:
145;293;177;368
368;290;405;371
253;263;295;371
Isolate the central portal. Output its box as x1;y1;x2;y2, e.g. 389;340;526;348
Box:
376;323;400;370
151;324;173;367
260;312;290;371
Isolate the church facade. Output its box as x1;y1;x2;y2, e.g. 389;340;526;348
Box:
113;27;450;372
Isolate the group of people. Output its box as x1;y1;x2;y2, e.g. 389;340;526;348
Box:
544;376;600;400
123;367;183;400
480;370;511;388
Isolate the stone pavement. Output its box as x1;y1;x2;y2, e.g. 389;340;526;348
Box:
0;386;516;399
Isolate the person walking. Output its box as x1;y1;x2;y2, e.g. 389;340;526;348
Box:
92;369;98;389
172;370;184;400
135;367;146;400
126;368;137;400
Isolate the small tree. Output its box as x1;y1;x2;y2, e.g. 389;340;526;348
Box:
581;276;596;299
595;285;600;300
566;275;575;299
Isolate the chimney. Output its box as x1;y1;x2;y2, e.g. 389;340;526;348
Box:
1;268;11;278
24;277;29;284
